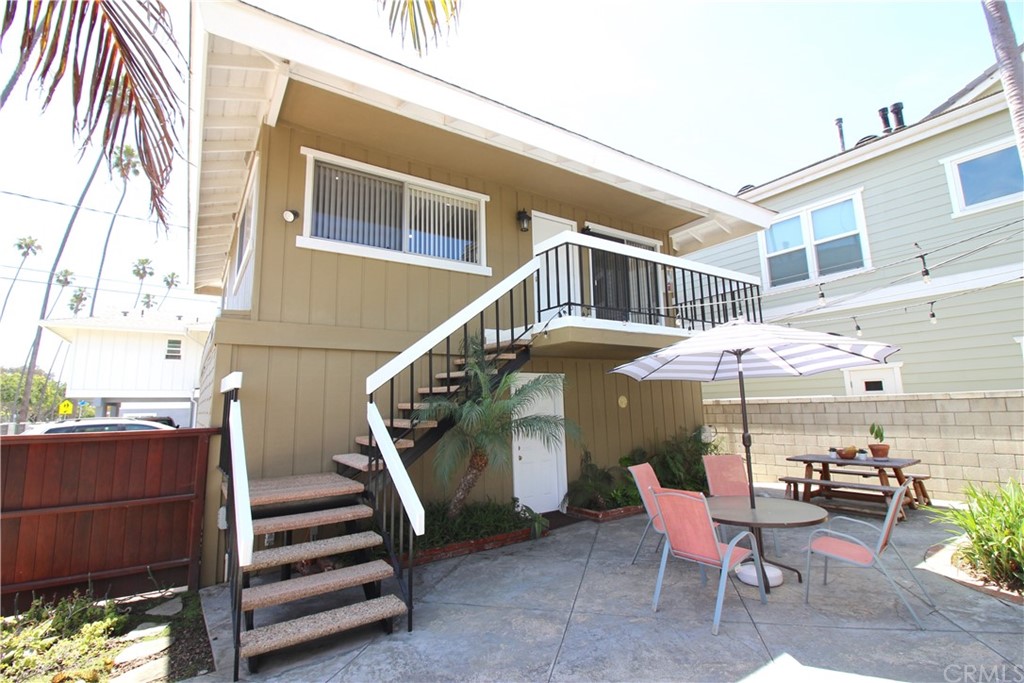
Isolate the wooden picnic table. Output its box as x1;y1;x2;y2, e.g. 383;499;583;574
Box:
780;453;931;519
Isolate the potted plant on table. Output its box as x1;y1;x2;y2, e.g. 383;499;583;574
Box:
868;423;890;459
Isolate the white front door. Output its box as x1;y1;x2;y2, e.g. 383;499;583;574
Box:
511;373;567;513
531;212;579;323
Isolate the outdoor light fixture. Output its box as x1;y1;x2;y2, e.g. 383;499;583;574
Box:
929;302;937;324
817;285;826;307
516;209;531;232
282;209;300;223
918;254;931;284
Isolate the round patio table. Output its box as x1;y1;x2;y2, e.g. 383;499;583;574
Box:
707;496;827;592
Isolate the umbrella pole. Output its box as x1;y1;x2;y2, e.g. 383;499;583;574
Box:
736;353;756;509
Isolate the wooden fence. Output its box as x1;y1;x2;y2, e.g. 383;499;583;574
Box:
1;428;217;613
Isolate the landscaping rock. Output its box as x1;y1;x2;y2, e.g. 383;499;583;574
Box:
110;656;172;683
114;635;172;665
145;596;182;617
122;622;169;641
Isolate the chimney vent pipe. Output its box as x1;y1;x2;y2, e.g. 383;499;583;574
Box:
891;102;905;130
835;117;846;152
878;107;892;134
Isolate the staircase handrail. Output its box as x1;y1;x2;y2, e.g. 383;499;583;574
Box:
366;257;541;394
228;399;254;567
533;230;762;285
367;402;425;535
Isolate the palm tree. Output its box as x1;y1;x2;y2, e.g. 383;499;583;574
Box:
416;339;578;519
132;258;154;308
141;293;157;310
158;271;179;310
0;236;41;322
90;146;140;316
384;0;461;55
981;1;1024;162
1;1;184;228
46;270;74;317
68;288;89;316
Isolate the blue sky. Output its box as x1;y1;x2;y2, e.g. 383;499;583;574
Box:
0;0;1020;370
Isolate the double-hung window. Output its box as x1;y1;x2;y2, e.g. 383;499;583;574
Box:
297;147;491;276
760;191;868;288
942;138;1023;216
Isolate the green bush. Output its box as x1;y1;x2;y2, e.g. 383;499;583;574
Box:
934;479;1024;592
620;428;719;493
564;451;633;511
420;498;540;549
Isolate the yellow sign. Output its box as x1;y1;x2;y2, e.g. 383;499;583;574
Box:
58;400;73;416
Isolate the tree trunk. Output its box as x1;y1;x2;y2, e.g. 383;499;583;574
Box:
0;258;27;323
982;1;1024;162
446;450;489;520
89;186;128;316
17;150;105;425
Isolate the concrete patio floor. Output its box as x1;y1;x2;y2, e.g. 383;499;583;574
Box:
192;499;1023;682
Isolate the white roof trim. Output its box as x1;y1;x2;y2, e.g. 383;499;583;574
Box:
194;1;773;227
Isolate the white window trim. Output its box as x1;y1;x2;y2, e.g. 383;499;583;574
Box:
758;188;871;292
842;362;903;396
231;156;259;296
297;146;492;276
165;338;183;361
941;136;1023;218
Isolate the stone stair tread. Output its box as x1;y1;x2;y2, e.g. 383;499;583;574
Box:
383;417;438;429
251;504;373;535
242;559;393;611
483;339;530;351
417;385;461;394
355;436;414;449
246;532;383;572
333;453;384;472
249;473;363;507
239;594;407;659
454;352;516;366
396;402;428;411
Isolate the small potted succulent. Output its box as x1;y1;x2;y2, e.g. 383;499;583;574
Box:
868;423;890;459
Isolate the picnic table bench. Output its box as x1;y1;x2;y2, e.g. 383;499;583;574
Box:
780;454;931;519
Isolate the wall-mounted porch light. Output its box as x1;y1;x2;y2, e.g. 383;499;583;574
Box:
282;209;300;223
516;209;531;232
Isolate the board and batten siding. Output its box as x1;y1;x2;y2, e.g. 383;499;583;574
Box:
65;329;202;397
686;110;1023;398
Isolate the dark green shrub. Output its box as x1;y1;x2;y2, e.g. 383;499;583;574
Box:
564;451;630;511
621;428;719;493
420;498;539;548
934;479;1024;592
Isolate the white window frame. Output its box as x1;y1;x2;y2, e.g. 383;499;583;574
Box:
583;222;664;324
231;156;259;295
296;147;492;276
758;189;871;291
842;362;903;396
941;137;1024;218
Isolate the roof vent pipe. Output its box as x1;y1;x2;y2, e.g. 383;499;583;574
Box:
835;117;846;152
891;102;905;130
878;106;892;134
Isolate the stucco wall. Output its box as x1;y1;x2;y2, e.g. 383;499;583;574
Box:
702;390;1023;501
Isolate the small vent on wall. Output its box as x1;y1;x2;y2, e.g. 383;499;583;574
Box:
166;339;183;360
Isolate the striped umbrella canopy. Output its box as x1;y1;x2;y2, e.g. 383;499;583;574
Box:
611;319;899;508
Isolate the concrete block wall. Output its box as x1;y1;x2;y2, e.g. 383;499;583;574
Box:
702;390;1023;502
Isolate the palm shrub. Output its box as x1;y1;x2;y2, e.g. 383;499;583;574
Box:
416;337;579;520
620;428;719;493
934;479;1024;592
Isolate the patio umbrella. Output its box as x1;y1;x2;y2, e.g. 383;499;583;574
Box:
611;319;899;509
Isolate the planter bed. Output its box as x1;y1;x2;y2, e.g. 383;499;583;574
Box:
405;527;544;566
566;505;644;522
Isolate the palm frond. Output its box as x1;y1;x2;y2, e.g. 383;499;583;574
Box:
1;0;184;228
382;0;459;55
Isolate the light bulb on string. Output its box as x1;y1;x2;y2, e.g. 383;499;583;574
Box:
929;302;937;325
918;254;931;284
817;285;826;307
853;317;862;337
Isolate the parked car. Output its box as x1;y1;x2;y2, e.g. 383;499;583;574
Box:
21;418;177;434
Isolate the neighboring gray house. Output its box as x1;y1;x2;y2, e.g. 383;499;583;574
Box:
676;69;1023;400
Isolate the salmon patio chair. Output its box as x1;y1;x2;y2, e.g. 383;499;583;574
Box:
651;486;767;635
804;482;936;629
703;454;778;553
628;463;666;564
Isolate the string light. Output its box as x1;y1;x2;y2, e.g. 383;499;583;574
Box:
929;301;937;325
817;284;826;307
853;317;862;337
918;254;931;284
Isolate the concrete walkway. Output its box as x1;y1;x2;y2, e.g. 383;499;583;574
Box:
192;503;1023;682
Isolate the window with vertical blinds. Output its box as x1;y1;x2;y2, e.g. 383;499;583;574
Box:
300;149;489;272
